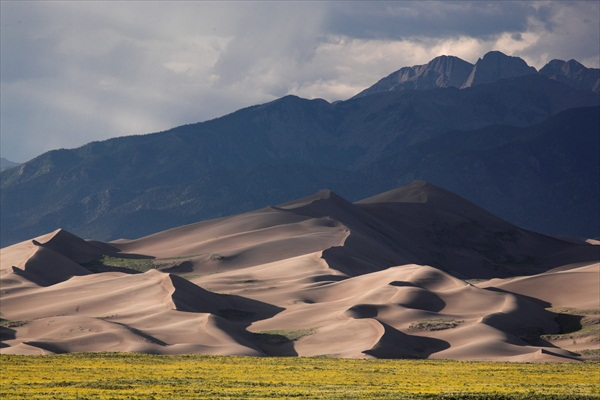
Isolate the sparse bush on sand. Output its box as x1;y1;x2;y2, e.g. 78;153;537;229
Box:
254;328;317;343
83;256;158;273
409;318;464;331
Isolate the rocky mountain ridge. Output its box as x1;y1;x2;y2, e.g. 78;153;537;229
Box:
354;51;600;98
539;59;600;93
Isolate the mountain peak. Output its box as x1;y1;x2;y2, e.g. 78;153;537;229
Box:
425;55;474;87
539;59;600;93
353;51;597;97
354;50;544;98
542;59;586;74
0;157;21;171
565;59;586;71
461;51;536;88
352;55;473;98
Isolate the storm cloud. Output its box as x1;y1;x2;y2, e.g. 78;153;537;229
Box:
1;1;598;162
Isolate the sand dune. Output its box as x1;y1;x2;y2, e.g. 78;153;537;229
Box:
1;181;598;361
479;262;600;309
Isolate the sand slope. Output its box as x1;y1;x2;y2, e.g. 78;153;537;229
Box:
1;181;598;361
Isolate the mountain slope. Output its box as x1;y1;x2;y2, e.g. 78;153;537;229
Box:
2;73;598;246
461;51;537;88
369;106;600;237
0;158;20;171
539;59;600;93
353;51;541;98
355;51;599;97
353;55;474;97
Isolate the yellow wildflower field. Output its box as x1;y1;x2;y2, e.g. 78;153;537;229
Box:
1;353;598;399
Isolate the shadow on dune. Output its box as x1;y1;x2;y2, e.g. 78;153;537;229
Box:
364;322;450;359
105;321;169;346
160;261;194;273
20;341;66;354
11;265;52;287
0;326;17;348
346;304;380;319
167;273;295;355
312;182;600;280
483;287;551;308
168;274;285;322
477;289;562;346
210;313;298;356
250;332;299;357
311;274;347;283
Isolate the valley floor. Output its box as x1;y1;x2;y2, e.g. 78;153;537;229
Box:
1;353;598;399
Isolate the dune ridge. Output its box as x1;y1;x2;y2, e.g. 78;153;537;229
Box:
1;181;598;361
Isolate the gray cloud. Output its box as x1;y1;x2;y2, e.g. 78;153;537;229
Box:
1;0;598;162
325;1;534;40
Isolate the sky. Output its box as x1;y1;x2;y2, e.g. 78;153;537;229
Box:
1;1;599;162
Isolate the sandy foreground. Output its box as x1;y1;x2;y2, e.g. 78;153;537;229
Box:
1;181;598;361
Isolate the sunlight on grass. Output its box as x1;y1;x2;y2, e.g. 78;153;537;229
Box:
1;354;598;399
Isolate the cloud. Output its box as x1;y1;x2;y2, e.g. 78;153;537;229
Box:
325;1;534;40
516;1;600;68
1;1;598;162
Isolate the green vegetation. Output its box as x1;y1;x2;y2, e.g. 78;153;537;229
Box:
153;253;205;261
578;349;600;357
541;308;599;359
542;308;599;341
1;354;598;399
547;308;600;315
83;256;158;273
83;254;211;274
409;318;464;331
0;318;29;328
255;328;317;343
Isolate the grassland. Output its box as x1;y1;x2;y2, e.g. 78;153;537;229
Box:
1;354;598;399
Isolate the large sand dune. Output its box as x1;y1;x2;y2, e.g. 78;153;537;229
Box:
1;181;598;361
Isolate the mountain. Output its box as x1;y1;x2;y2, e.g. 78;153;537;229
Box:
370;106;600;238
1;69;599;246
461;51;537;88
354;51;599;98
353;55;474;97
1;181;598;359
0;158;20;171
539;59;600;93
